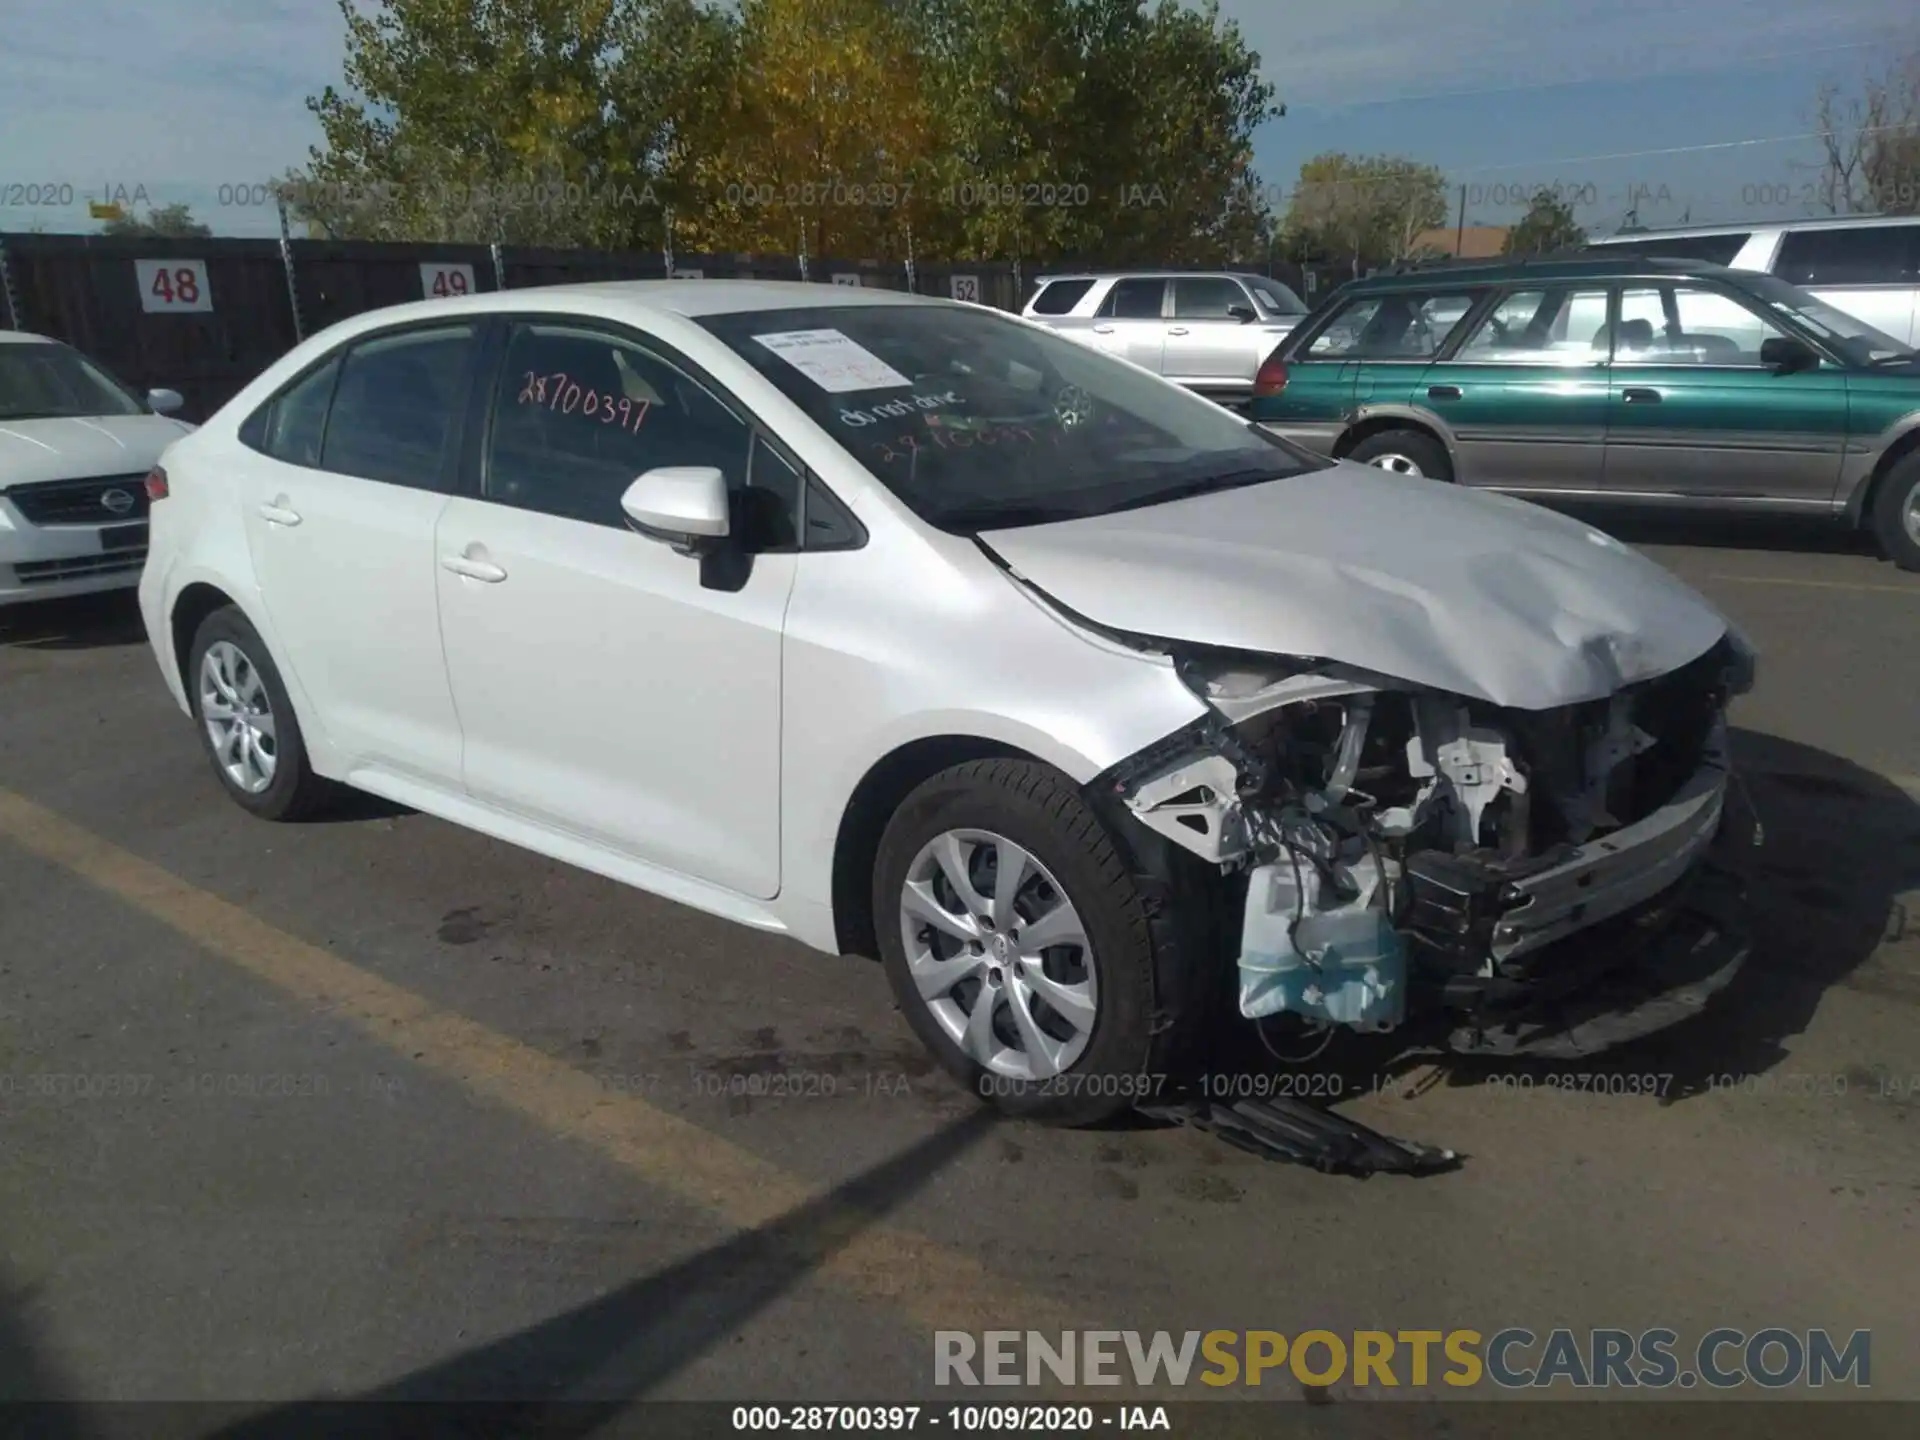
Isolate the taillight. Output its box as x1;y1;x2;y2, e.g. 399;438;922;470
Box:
1252;357;1289;398
145;466;169;501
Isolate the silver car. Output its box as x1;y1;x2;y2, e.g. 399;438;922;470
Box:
1022;270;1307;405
1589;215;1920;346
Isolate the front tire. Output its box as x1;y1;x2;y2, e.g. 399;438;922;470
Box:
874;759;1166;1125
1869;452;1920;572
1347;428;1453;481
186;606;335;821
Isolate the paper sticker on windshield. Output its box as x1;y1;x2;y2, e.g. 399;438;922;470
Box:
752;329;911;393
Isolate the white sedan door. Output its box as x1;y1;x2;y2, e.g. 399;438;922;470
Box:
433;318;796;900
239;323;478;782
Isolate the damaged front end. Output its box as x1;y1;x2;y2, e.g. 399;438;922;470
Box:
1109;631;1757;1059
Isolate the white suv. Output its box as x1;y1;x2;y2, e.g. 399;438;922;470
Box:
1589;215;1920;345
1021;271;1307;404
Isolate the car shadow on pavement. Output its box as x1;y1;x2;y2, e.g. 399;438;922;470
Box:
192;1108;1001;1432
1543;503;1882;560
1424;726;1920;1102
0;592;149;651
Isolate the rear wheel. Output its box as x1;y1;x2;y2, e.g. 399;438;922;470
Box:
186;606;335;820
1347;428;1453;481
1869;451;1920;572
874;759;1171;1125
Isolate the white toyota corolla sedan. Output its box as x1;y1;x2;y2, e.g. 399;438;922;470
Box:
139;281;1756;1126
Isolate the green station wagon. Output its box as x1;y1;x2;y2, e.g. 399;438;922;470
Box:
1247;256;1920;570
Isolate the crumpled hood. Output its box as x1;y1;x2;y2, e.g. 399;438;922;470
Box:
0;414;193;489
979;462;1731;710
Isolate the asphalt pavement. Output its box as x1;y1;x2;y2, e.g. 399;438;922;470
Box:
1;512;1916;1432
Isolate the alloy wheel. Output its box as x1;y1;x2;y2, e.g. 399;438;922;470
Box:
1367;452;1424;477
199;640;278;794
897;828;1098;1080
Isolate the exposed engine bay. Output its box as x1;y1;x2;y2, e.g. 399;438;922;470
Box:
1109;630;1757;1056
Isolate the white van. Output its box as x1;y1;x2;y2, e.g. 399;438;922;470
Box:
1588;215;1920;345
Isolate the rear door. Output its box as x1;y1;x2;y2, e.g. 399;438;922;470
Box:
1419;284;1613;491
1771;225;1920;346
1088;277;1169;372
238;322;478;782
1602;281;1850;503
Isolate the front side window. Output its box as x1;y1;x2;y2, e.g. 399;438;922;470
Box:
1738;273;1915;366
1302;291;1481;359
320;325;477;487
1616;285;1790;365
0;342;145;421
1099;278;1166;319
1453;287;1613;364
697;303;1324;533
1170;277;1252;319
483;322;758;530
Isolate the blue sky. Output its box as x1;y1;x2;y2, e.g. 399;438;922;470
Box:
0;0;1914;239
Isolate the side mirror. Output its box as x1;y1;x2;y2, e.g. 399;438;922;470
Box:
1760;336;1819;374
620;466;730;555
1227;304;1258;324
147;387;185;415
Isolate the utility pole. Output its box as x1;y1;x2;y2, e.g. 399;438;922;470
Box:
1454;182;1467;256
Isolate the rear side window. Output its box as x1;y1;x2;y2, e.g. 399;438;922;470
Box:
1029;279;1094;315
320;326;477;488
259;358;341;468
1594;233;1751;265
1098;278;1166;319
1302;291;1482;359
1774;226;1917;285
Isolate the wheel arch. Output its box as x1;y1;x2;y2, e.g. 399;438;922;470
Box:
829;734;1039;958
1848;423;1920;529
1333;407;1458;466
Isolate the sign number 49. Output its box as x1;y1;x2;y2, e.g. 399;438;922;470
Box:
421;263;475;299
136;259;212;313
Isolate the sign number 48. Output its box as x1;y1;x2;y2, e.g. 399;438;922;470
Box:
136;259;213;313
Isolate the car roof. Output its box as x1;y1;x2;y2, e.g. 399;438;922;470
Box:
1593;214;1920;239
1330;255;1754;294
0;330;56;346
1031;270;1273;283
281;279;985;342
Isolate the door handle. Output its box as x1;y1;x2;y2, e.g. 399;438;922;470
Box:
257;501;301;527
440;554;507;583
1092;324;1116;333
1622;387;1663;404
1427;384;1462;400
1167;326;1191;335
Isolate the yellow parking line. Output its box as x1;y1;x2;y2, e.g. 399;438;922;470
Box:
1706;573;1920;596
0;786;1066;1336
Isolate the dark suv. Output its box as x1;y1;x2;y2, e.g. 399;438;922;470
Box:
1246;256;1920;569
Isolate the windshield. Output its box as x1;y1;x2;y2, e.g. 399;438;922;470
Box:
1247;277;1308;316
0;343;146;421
1740;273;1916;365
698;304;1325;531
